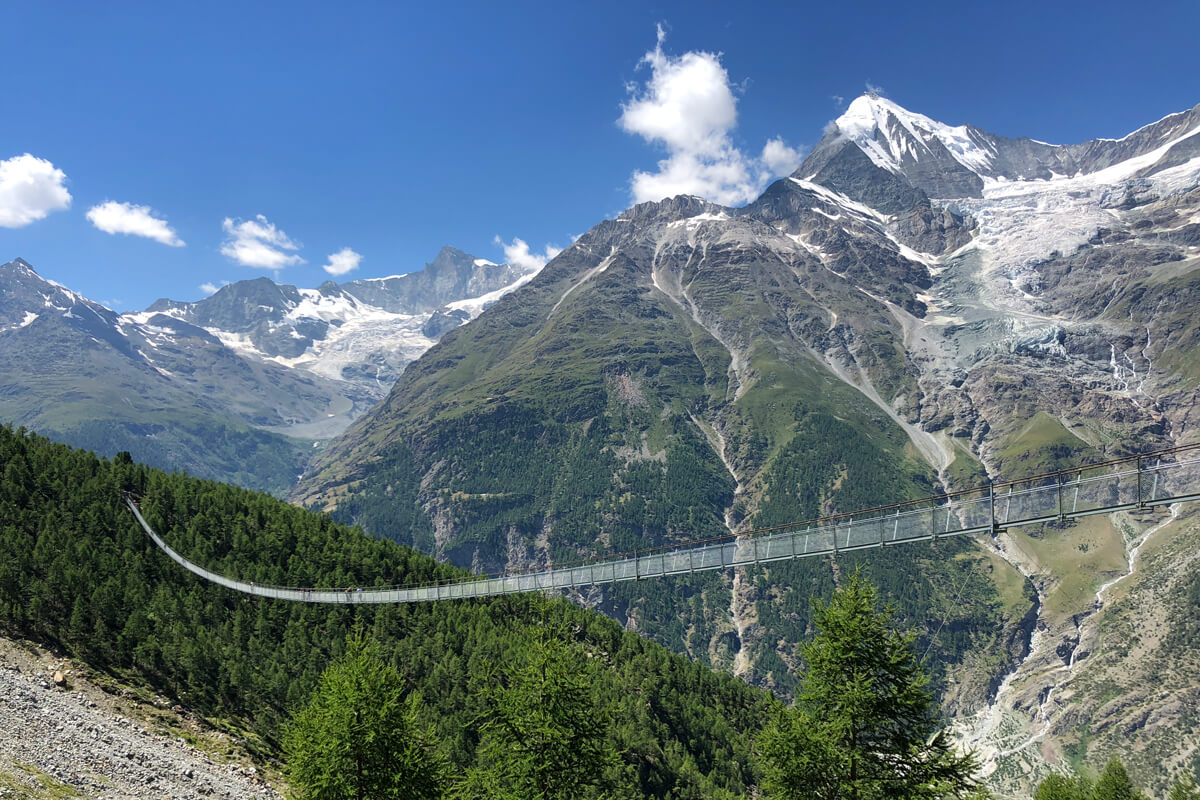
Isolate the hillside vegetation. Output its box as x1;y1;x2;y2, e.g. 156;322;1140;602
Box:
0;425;775;798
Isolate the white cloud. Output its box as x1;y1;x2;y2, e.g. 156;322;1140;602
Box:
199;282;224;295
0;153;72;228
494;236;561;273
86;201;185;246
619;27;804;206
322;247;362;276
220;214;304;269
619;26;738;159
761;138;803;176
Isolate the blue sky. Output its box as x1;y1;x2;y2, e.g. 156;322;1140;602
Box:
2;0;1198;310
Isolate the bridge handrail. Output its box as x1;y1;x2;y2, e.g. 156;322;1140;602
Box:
126;443;1200;603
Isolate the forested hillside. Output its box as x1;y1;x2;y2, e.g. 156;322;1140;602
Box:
0;425;775;798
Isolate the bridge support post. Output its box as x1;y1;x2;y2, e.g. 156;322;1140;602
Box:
1137;456;1144;508
1057;473;1065;520
989;484;999;535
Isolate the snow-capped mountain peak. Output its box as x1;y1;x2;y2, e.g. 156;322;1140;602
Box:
833;93;996;177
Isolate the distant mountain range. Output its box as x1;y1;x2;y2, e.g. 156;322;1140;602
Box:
0;247;537;491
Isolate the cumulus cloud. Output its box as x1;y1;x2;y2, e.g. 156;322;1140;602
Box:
618;26;804;206
220;214;304;269
0;153;72;228
760;138;804;177
494;236;561;273
86;201;185;246
322;247;362;276
199;281;227;295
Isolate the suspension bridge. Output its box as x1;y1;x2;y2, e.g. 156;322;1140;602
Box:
127;444;1200;604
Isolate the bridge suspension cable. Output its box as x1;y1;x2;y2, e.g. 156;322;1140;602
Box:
127;444;1200;605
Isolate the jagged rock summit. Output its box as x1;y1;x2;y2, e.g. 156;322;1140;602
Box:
805;93;1200;204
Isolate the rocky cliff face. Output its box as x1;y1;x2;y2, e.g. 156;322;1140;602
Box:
297;94;1200;793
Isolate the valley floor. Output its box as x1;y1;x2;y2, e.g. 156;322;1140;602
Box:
0;635;281;800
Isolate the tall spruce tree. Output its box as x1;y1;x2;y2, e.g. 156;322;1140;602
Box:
1168;773;1199;800
453;600;620;800
284;632;447;800
758;570;978;800
1034;773;1092;800
1091;758;1145;800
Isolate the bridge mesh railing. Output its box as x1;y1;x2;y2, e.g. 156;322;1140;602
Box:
129;444;1200;604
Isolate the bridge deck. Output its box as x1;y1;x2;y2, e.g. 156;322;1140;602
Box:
127;445;1200;604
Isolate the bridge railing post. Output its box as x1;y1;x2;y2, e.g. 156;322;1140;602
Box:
989;484;998;535
1057;473;1064;520
1136;455;1144;508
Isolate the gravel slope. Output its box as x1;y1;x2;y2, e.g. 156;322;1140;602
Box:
0;635;283;800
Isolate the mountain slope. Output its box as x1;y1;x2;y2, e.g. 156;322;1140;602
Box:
296;190;1023;701
297;94;1200;793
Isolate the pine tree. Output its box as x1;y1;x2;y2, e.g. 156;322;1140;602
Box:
283;632;447;800
1091;758;1144;800
1034;773;1092;800
758;570;978;800
454;601;620;800
1168;773;1199;800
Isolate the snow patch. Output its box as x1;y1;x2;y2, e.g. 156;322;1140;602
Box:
666;211;731;229
546;251;614;319
790;178;888;222
447;263;543;317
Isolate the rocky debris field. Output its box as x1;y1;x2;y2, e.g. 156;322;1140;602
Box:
0;635;282;800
